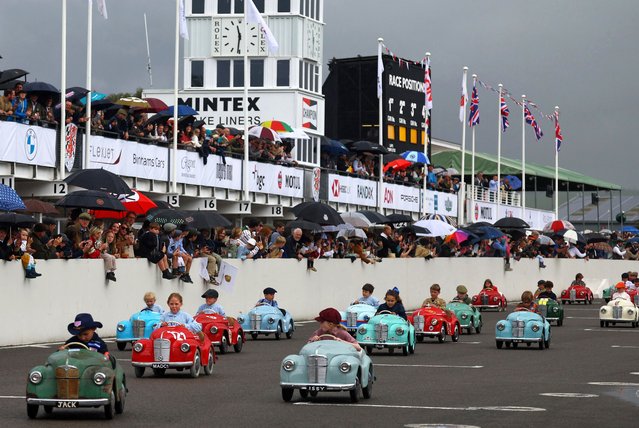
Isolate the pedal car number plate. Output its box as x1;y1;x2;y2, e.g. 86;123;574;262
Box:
56;401;78;408
512;339;523;343
152;363;169;369
307;386;326;391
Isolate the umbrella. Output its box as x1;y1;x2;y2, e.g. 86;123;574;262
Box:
421;214;458;227
584;232;607;243
280;128;310;140
89;99;115;111
466;221;493;229
337;228;368;240
23;81;59;94
445;230;470;244
472;226;506;240
293;201;345;226
385;213;413;223
185;211;232;229
627;237;639;244
320;138;349;156
543;219;575;233
64;168;133;195
117;97;149;108
0;183;26;211
621;225;639;234
504;175;522;190
537;235;555;246
91;190;158;219
146;209;193;226
383;158;412;172
158;104;199;117
248;126;282;142
0;212;36;228
400;225;431;236
260;120;294;133
349;140;389;155
401;150;430;164
561;229;579;244
322;223;355;232
56;190;125;211
65;86;90;103
494;217;530;229
599;228;613;235
135;97;169;113
151;200;174;210
285;219;322;232
0;68;28;84
413;219;457;237
79;92;107;105
21;199;59;215
340;212;371;228
357;210;390;224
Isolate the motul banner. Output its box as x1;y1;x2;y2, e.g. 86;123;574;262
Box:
248;161;304;198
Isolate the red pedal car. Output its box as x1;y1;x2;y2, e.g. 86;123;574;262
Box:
195;310;245;354
131;323;215;378
408;306;461;343
560;284;593;304
472;288;508;311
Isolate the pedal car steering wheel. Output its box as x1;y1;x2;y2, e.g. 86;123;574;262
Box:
201;309;219;315
317;334;338;341
377;310;394;315
256;302;272;307
163;321;183;327
61;342;90;350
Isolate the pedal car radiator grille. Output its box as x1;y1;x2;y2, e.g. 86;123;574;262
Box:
612;305;623;319
154;338;171;362
413;315;425;332
133;319;146;338
481;294;489;306
347;312;357;328
56;365;79;399
375;323;389;342
307;355;328;383
250;314;262;330
570;289;576;301
538;305;548;317
511;320;525;338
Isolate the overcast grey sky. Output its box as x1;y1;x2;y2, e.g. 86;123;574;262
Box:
2;0;637;188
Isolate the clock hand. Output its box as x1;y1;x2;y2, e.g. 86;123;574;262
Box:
237;25;242;54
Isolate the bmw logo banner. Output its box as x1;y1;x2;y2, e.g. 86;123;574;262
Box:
0;121;57;167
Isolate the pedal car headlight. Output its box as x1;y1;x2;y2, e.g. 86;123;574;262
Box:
395;327;404;335
117;324;125;332
237;316;244;323
210;326;218;334
268;318;275;324
282;360;295;371
133;342;144;352
29;371;42;384
357;326;367;335
628;309;634;315
552;307;558;312
531;324;540;332
493;297;498;302
600;308;607;314
430;319;438;326
93;372;107;385
461;314;468;319
339;362;351;373
363;315;370;322
180;343;191;353
497;322;505;331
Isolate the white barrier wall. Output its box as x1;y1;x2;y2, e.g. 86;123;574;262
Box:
2;257;634;346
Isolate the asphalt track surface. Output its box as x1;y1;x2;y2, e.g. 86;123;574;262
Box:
1;300;638;428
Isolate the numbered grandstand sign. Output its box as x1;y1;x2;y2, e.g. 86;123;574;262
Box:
65;123;78;172
166;194;180;207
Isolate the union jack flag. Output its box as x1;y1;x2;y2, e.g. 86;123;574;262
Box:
524;104;543;140
554;112;563;151
468;84;479;127
500;97;509;132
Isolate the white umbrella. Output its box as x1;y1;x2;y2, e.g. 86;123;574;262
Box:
280;128;310;140
337;228;368;240
413;219;457;237
322;223;355;232
563;229;578;244
341;212;373;228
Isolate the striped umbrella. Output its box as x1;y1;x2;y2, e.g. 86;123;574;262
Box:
248;126;282;142
260;120;294;133
421;214;458;228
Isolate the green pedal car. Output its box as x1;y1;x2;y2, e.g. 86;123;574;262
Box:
536;298;564;326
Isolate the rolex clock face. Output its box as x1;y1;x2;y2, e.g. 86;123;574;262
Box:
212;18;266;57
304;21;322;61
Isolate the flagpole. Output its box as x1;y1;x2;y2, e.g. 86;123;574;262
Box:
144;13;153;87
243;2;250;201
470;74;477;208
459;67;468;224
172;0;179;194
59;0;67;179
521;94;526;219
554;106;560;219
85;0;92;170
422;52;431;217
497;83;503;218
377;38;384;213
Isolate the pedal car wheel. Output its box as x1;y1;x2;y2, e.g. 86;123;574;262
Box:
299;389;309;400
233;333;244;352
365;346;373;355
152;368;166;377
505;341;511;348
402;343;409;356
562;300;566;304
451;325;460;342
388;347;394;355
281;388;294;402
115;384;126;414
416;335;424;343
116;341;127;351
219;335;228;354
310;391;318;398
475;321;482;334
512;342;518;349
467;318;474;335
409;339;415;354
362;366;374;399
349;377;361;403
189;350;201;378
286;321;294;339
496;340;503;349
557;318;563;327
437;325;446;343
275;323;282;340
250;332;258;340
104;391;115;420
544;337;550;349
27;404;38;419
527;342;532;347
134;367;145;378
600;320;605;328
538;334;545;350
204;349;214;375
43;405;53;414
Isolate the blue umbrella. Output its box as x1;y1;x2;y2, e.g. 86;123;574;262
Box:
504;175;522;190
0;184;26;211
622;225;639;234
321;138;349;156
24;81;59;94
401;151;430;164
472;226;506;240
158;105;199;117
80;92;107;105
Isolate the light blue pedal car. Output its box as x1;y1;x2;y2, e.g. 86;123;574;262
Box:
495;310;551;350
356;312;416;355
115;309;162;351
280;335;374;403
238;303;294;340
340;304;378;334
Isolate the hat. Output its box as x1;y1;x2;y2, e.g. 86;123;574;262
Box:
172;229;183;238
247;238;257;246
263;287;277;295
314;308;341;325
78;212;92;220
163;223;177;232
537;280;546;286
616;281;627;289
117;108;127;116
42;217;56;225
33;223;47;233
67;313;103;335
456;285;467;294
201;289;219;299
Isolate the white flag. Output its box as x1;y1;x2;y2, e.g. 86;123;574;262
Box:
179;0;189;39
424;56;432;110
96;0;108;20
246;0;278;53
459;72;467;122
377;42;384;99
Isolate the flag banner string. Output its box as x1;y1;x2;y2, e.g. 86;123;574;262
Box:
477;79;555;121
381;41;433;113
381;42;429;69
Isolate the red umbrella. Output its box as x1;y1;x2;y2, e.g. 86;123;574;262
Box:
90;190;157;219
543;219;575;233
135;97;169;113
383;158;411;173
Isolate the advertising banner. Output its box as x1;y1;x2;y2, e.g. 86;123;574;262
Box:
381;182;420;212
87;136;169;181
0;121;56;167
468;200;554;230
423;190;459;217
327;174;377;207
176;151;242;190
248;161;304;198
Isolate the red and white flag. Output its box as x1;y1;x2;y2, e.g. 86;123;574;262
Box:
424;57;432;110
459;72;467;122
95;0;108;19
